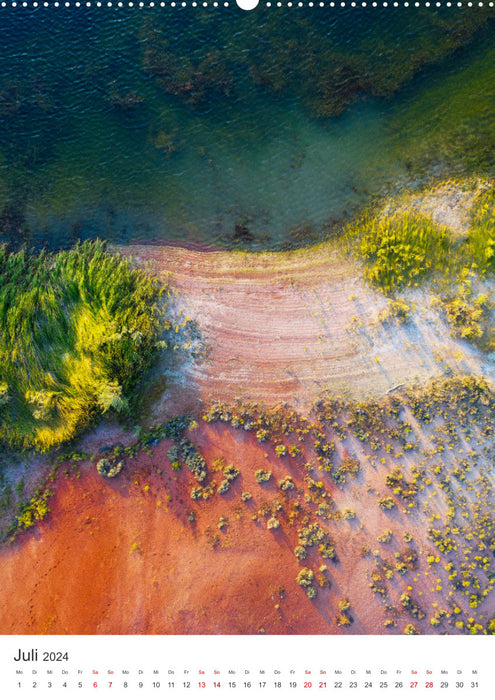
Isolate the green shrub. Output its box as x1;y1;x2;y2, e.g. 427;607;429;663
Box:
17;489;52;529
256;428;269;442
386;468;418;500
378;299;412;325
400;593;425;619
440;279;489;346
378;496;396;511
180;439;207;482
0;240;168;451
294;545;307;560
296;567;314;587
336;613;351;626
353;211;449;294
96;458;124;478
217;480;230;495
331;457;360;484
167;445;180;464
278;475;295;491
223;464;240;482
298;522;336;560
377;529;393;544
267;516;280;530
255;469;272;483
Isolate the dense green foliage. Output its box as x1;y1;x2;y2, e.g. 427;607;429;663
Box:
354;212;449;294
0;240;167;450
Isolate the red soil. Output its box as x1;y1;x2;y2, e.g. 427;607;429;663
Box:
0;421;392;635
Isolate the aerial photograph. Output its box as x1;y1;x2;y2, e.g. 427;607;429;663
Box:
0;5;495;636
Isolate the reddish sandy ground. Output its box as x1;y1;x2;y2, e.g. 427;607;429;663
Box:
0;423;377;635
1;414;489;635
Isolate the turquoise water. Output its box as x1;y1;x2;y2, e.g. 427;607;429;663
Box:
0;8;494;250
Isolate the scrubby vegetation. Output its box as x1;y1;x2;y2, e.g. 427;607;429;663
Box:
467;188;495;274
378;299;412;326
351;211;449;294
255;469;272;484
438;278;490;347
0;241;168;451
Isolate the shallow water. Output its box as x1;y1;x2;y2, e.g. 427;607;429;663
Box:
0;8;494;251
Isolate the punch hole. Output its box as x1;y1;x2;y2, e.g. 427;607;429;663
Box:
236;0;259;9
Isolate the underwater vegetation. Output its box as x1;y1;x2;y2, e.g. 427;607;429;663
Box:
139;7;492;117
0;240;168;451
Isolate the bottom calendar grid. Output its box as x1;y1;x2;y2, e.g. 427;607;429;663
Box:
2;635;490;699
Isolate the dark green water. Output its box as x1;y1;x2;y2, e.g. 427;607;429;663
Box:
0;7;494;251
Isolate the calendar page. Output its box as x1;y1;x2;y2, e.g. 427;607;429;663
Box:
0;1;493;698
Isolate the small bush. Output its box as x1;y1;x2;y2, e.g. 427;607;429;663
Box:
96;458;123;478
217;480;230;495
181;439;207;482
386;467;418;500
278;475;295;491
255;469;272;483
378;496;396;511
167;445;180;463
294;545;307;560
404;623;419;635
466;188;495;274
331;457;360;484
400;593;425;619
267;516;280;530
377;529;393;544
440;279;489;346
17;490;52;529
296;567;314;587
223;464;240;481
378;299;412;325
